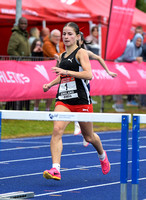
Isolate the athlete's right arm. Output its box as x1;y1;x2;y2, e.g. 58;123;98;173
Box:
43;76;60;92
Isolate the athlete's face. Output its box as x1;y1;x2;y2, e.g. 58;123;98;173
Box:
62;26;79;47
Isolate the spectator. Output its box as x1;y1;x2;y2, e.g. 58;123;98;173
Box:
112;95;125;112
31;39;53;111
28;27;40;46
116;33;143;63
43;29;65;58
85;24;100;56
115;33;143;108
40;27;50;44
7;17;30;57
142;41;146;62
42;29;65;111
31;38;43;58
30;38;46;111
140;40;146;108
127;26;143;45
6;17;30;110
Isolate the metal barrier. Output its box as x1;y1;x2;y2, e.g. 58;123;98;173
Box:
0;55;55;110
0;55;53;61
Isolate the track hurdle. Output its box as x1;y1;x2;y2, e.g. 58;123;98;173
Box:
132;114;146;200
0;112;1;146
120;115;129;200
0;110;131;199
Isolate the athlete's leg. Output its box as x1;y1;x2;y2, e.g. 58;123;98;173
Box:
79;122;103;154
79;121;110;175
51;105;70;164
43;104;71;180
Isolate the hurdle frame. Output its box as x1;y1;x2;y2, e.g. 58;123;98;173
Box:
0;112;1;146
120;115;129;200
0;110;131;199
132;114;146;200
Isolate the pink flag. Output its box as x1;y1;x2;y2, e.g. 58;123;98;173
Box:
105;0;136;60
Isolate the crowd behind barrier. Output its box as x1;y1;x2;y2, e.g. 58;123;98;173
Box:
1;16;146;112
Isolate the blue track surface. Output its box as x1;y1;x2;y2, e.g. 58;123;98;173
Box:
0;130;146;200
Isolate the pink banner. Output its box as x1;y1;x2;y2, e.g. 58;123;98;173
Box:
0;60;146;102
105;0;136;60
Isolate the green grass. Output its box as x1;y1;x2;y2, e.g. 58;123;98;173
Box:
1;96;146;139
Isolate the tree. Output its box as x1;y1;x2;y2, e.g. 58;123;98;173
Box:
136;0;146;12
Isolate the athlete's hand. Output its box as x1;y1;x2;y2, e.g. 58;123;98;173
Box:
52;66;67;76
108;71;117;78
43;84;50;92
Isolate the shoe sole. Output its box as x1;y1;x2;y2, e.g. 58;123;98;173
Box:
74;130;81;136
103;162;111;175
43;171;61;181
83;141;89;147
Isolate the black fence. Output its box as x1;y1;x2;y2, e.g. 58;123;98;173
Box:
0;55;54;61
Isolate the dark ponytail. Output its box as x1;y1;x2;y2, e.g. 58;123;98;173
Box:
64;22;79;35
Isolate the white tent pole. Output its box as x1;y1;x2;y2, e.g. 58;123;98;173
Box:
42;20;46;28
88;20;93;30
15;0;22;26
98;23;104;113
88;21;104;112
98;23;102;57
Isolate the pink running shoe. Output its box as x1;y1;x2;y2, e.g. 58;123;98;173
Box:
43;168;61;181
83;138;89;147
100;151;111;175
74;122;81;135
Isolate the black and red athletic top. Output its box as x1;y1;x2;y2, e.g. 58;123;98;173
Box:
56;47;92;105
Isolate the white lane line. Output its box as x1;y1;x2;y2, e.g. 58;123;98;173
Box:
1;135;146;152
1;130;123;142
1;145;146;164
0;138;122;151
0;159;146;180
35;177;146;197
35;181;121;197
0;147;126;164
0;150;98;164
0;142;83;152
0;164;102;180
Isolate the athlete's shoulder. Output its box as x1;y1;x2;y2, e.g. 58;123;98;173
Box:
77;48;88;60
77;47;88;55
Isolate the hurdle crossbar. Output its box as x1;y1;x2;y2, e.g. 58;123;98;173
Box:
0;110;131;123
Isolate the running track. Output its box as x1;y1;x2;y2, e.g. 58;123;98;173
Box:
0;130;146;200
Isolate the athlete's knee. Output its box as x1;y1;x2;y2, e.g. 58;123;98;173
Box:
84;132;99;143
53;125;64;136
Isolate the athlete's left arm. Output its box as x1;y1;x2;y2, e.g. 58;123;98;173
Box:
87;51;117;78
